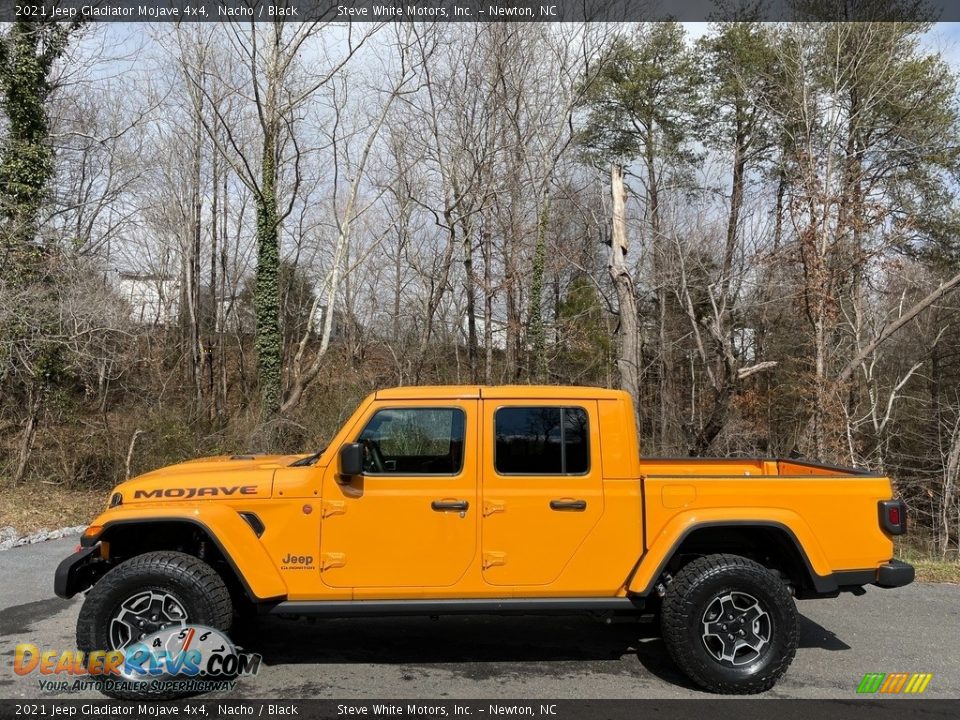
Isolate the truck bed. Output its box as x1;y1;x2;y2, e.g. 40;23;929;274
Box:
632;457;894;585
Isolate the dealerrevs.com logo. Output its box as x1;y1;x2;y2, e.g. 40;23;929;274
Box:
14;625;261;695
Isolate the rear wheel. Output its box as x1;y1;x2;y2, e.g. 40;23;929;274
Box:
660;554;798;694
77;551;233;700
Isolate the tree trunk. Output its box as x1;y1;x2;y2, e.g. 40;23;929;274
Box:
190;105;204;408
218;159;229;415
209;118;220;419
254;118;283;419
527;196;551;382
720;118;746;306
12;390;40;486
393;223;404;344
482;218;493;385
414;219;456;383
463;217;478;382
645;134;670;449
609;163;641;430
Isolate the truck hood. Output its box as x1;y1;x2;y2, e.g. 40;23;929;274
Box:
113;454;297;503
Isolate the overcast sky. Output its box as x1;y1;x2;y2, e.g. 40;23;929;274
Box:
81;21;960;89
684;21;960;66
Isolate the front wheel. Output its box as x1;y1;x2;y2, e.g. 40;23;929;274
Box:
660;554;798;694
77;551;234;700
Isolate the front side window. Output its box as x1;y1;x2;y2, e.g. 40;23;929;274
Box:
494;406;589;475
357;407;465;475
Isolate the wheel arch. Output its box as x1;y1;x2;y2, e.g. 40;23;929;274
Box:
629;520;838;598
85;514;286;602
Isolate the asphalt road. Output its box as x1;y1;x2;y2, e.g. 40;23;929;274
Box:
1;538;958;700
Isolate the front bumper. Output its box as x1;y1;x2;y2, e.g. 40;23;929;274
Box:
876;559;915;588
54;545;106;599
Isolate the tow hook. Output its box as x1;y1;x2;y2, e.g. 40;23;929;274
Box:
655;572;674;598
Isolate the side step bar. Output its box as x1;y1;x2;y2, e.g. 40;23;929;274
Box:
263;597;645;618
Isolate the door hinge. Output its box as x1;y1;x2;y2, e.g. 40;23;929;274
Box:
322;500;346;518
483;500;506;517
482;551;507;569
320;552;346;570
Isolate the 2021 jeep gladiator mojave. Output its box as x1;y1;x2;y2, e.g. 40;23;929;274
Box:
56;385;914;696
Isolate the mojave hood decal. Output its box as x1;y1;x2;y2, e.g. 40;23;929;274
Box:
115;455;293;502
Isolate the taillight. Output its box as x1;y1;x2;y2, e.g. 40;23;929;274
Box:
879;499;906;535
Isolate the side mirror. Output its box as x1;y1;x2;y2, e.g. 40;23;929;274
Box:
338;442;364;482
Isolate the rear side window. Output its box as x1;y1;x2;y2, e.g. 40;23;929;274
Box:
494;407;589;475
357;407;465;475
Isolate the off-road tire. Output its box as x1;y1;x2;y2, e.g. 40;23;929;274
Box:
660;553;798;694
77;551;233;700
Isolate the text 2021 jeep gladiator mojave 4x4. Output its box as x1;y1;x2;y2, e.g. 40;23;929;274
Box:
55;385;914;697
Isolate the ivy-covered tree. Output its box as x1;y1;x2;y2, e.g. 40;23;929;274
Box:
0;19;78;277
0;18;80;484
555;275;612;383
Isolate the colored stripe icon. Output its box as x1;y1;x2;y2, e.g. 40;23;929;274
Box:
857;673;933;694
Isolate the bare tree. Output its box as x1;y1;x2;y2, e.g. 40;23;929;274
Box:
175;20;379;421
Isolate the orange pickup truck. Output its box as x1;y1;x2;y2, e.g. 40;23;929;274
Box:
56;385;913;696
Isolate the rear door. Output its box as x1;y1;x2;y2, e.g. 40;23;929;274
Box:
319;400;478;590
480;400;603;586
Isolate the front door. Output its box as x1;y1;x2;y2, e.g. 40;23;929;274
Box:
481;401;603;586
319;400;477;590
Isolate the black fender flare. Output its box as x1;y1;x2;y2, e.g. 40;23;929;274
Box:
628;520;848;598
68;517;284;602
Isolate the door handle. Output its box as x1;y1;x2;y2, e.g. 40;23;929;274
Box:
431;500;469;512
550;499;587;511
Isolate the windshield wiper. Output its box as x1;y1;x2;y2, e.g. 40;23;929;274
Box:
290;448;326;467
